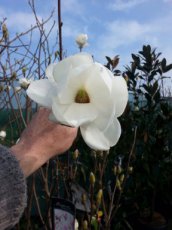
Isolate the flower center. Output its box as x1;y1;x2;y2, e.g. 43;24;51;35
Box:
75;89;90;103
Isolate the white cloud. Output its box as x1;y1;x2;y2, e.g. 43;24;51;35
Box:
61;0;84;14
0;5;59;34
95;20;155;55
109;0;148;11
8;13;40;31
0;6;43;32
63;22;80;38
92;13;172;68
62;17;88;39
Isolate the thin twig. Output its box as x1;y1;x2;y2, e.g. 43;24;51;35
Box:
109;127;138;224
57;0;63;60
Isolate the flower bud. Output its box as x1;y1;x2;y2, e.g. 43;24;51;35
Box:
75;219;79;230
2;23;9;40
83;220;88;230
134;106;139;111
119;174;125;184
0;130;6;140
91;216;96;226
128;166;133;174
11;72;17;80
19;78;31;89
73;149;79;160
15;86;21;92
0;85;4;92
22;67;27;76
116;179;121;190
76;34;88;50
117;165;122;174
90;172;96;186
81;193;87;205
96;189;103;206
113;166;117;175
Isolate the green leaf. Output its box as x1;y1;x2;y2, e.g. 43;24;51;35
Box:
143;45;147;53
105;56;113;65
161;58;166;72
91;217;98;230
151;81;159;95
132;54;140;65
164;64;172;72
142;84;149;93
145;93;151;103
148;72;156;82
147;45;151;54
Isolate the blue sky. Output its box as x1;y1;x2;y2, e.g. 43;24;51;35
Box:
1;0;172;71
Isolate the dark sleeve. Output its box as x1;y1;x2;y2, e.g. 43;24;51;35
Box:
0;145;27;230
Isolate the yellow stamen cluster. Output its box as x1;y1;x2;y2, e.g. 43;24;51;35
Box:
75;89;90;103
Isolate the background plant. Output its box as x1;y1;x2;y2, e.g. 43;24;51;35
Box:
118;45;172;224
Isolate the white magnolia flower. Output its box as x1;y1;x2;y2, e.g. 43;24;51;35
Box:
0;130;6;140
76;34;88;49
27;53;128;150
19;77;32;89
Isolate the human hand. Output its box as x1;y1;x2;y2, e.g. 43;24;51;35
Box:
11;108;78;177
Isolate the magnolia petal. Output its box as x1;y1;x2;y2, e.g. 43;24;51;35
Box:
112;76;128;117
86;63;112;95
52;101;68;125
52;100;98;127
57;64;92;104
57;87;76;105
80;124;110;150
85;63;114;129
53;53;93;85
93;114;113;132
46;63;57;83
27;79;56;108
104;118;121;147
69;52;93;67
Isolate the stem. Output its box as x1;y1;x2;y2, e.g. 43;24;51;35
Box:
25;96;32;124
15;90;27;128
33;175;47;229
26;176;34;230
106;182;117;226
57;0;63;60
89;184;94;229
110;127;138;223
